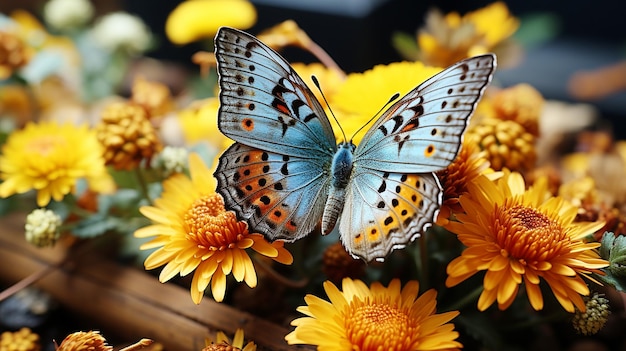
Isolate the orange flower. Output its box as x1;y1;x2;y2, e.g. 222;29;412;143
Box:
445;171;608;312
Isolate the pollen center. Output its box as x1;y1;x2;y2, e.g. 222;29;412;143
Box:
344;301;417;351
497;204;567;261
183;194;247;251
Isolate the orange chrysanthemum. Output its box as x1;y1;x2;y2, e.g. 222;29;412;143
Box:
286;278;462;351
134;153;292;304
445;171;608;312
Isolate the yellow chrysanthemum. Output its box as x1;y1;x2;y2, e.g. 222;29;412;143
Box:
134;153;293;304
291;62;345;108
418;2;518;67
331;61;442;143
166;0;256;45
285;278;462;351
56;331;111;351
0;121;113;207
445;171;608;313
204;329;256;351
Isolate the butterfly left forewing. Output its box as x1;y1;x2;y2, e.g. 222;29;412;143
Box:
355;54;496;173
215;27;336;159
340;170;442;262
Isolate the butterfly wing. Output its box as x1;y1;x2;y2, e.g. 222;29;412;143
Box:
215;143;329;241
355;54;496;172
215;27;336;158
341;54;496;261
214;27;335;241
340;171;442;261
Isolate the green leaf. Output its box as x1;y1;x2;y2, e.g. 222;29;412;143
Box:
597;232;626;292
71;214;120;238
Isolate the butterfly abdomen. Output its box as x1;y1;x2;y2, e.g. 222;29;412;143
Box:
322;143;354;234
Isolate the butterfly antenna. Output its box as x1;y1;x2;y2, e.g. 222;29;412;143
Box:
349;93;400;142
311;75;347;142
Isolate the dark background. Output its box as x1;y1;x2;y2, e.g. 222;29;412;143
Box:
2;0;625;136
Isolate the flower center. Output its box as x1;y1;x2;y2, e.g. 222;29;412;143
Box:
26;135;66;156
344;300;417;351
497;204;568;261
184;194;248;251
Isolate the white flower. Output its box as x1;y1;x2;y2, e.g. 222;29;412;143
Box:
44;0;95;30
90;12;151;53
154;146;189;176
25;208;63;247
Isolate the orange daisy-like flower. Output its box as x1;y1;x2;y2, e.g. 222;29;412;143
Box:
134;153;293;304
285;278;462;351
445;171;608;313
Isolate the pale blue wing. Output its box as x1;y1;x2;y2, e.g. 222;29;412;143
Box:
354;54;496;173
215;27;336;159
339;169;442;261
215;143;330;241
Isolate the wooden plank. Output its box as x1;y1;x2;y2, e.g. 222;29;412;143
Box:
0;212;309;350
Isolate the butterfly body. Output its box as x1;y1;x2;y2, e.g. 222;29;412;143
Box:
214;27;496;261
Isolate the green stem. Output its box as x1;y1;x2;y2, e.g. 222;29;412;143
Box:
134;168;152;203
445;285;483;311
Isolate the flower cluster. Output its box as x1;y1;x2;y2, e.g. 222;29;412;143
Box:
0;1;624;351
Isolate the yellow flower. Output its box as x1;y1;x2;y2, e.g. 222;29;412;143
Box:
285;278;462;351
178;97;231;150
0;31;32;79
204;329;256;351
418;2;518;67
445;171;608;313
166;0;256;45
489;83;543;137
331;61;442;143
291;62;345;108
131;76;174;117
0;121;113;206
256;20;312;51
134;153;293;304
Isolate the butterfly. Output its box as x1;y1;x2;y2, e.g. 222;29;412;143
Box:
213;26;496;262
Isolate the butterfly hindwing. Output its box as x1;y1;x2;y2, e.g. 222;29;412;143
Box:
355;54;496;173
340;170;442;261
215;143;330;241
215;27;336;158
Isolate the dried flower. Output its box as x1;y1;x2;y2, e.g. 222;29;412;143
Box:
25;208;62;247
490;84;543;136
56;331;112;351
572;292;610;335
0;31;31;79
466;117;536;172
131;76;174;117
96;101;162;170
417;2;519;67
322;241;366;283
135;153;292;303
0;328;40;351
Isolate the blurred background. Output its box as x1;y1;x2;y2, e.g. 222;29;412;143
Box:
2;0;624;136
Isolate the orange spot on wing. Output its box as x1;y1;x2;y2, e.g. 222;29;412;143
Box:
424;144;436;158
241;118;254;131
